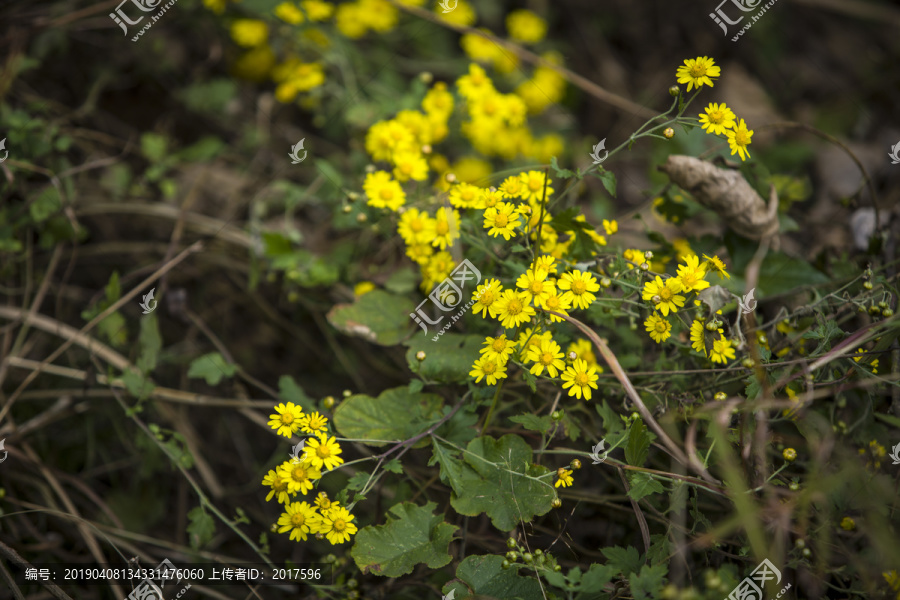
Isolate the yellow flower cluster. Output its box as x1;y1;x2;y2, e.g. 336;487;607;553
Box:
264;402;356;544
335;0;397;38
468;256;603;401
858;439;886;470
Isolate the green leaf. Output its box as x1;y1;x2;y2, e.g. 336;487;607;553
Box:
430;438;466;492
591;169;617;198
509;413;553;434
186;506;215;550
333;387;444;447
449;434;555;531
346;472;370;491
29;186;61;223
176;136;224;161
351;501;457;577
575;564;618;600
141;133;168;162
277;375;315;412
551;156;575;179
122;370;154;399
384;459;404;474
443;555;544;600
136;315;161;373
404;333;483;383
601;545;642;577
177;79;237;115
595;400;624;434
384;267;419;294
327;290;416;346
627;471;665;501
625;418;651;466
186;352;237;386
629;563;668;600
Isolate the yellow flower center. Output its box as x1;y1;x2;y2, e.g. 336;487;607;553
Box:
492;339;506;352
480;290;496;304
274;479;288;491
291;512;306;527
435;221;449;235
390;128;405;141
495;213;509;227
471;73;485;85
541;352;553;365
281;412;294;425
689;63;706;77
482;361;497;374
482;99;497;115
654;321;668;333
411;219;423;232
530;281;543;294
571;280;586;294
292;466;308;481
546;296;559;309
316;444;331;458
659;286;673;302
333;519;347;532
709;110;723;123
507;298;523;314
576;373;589;386
681;272;698;287
528;178;542;191
735;130;750;146
379;188;394;201
400;163;413;175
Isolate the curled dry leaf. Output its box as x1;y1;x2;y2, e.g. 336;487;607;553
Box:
658;155;779;240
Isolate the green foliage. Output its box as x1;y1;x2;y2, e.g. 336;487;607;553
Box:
186;506;216;550
443;555;544;600
351;501;457;576
327;290;415;346
333;387;444;447
187;352;237;385
405;333;483;383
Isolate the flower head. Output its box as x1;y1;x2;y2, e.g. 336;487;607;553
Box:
398;208;436;245
316;506;358;544
561;359;599;400
301;411;328;434
506;9;547;44
702;254;730;279
481;334;515;364
499;175;525;199
698;102;736;136
269;402;305;438
483;202;521;240
675;56;721;92
709;338;736;364
494;289;536;328
555;468;574;488
690;319;707;355
277;501;320;541
726;118;754;162
676;255;710;292
602;219;618;236
472;279;502;318
302;432;344;471
527;338;565;378
262;469;292;504
277;459;322;495
363;171;406;211
469;355;508;385
516;268;556;306
432;207;460;249
541;291;571;323
519;171;554;203
231;19;269;47
644;314;672;343
642;276;685;316
557;270;600;310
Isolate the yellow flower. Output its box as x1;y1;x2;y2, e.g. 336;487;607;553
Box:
273;60;326;101
675;56;721;92
483;202;521;240
555;468;574;488
301;411;329;434
395;110;434;146
365;120;414;161
726;118;754;162
840;516;856;531
432;207;460;250
354;281;376;297
494;289;536;328
457;63;494;100
269;402;305;438
461;29;502;62
853;348;879;374
527;338;565;378
262;469;291;503
275;2;305;24
644;314;672;343
451;157;492;184
567;339;598;368
690;319;706;355
469;355;507;385
478;189;504;210
392;151;429;182
472;279;502;318
517;327;550;358
642;276;685;316
557;270;600;310
519;170;554;203
703;254;730;279
422;251;454;290
203;0;228;14
676;255;710;292
302;432;344;471
481;334;515;364
516;269;555;306
277;501;319;541
699;102;736;137
709;338;736;364
277;459;322;495
541;291;571;323
301;0;334;21
231;19;268;47
506;9;547;44
232;46;276;82
406;242;434;265
532;255;557;276
363;171;406;211
782;448;797;461
449;182;484;208
398;208;436;245
422;82;454;120
435;0;476;26
602;219;618;236
561;359;599;400
317;506;357;544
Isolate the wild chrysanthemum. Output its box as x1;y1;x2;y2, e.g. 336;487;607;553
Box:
316;506;358;544
231;19;269;47
517;327;550;359
432;207;460;249
314;491;339;514
642;276;685;316
406;242;433;265
301;411;328;434
561;359;599;400
478;189;504;210
698;102;736;136
262;469;292;503
469;355;507;385
277;501;320;541
645;314;672;343
277;459;322;495
481;334;515;364
541;291;571;322
449;182;485;208
392;151;428;182
702;254;730;279
398;208;436;245
499;175;525;199
675;56;721;92
602;219;618;235
555;468;574;488
516;269;556;306
435;0;475;26
363;171;405;211
567;339;597;368
690;319;706;355
709;338;736;364
269;402;305;438
726;118;754;161
422;82;454;120
494;289;536;328
558;270;600;310
275;2;305;24
302;0;333;20
519;171;553;203
303;433;344;471
676;255;710;292
527;338;565;378
506;9;547;44
457;63;494;99
853;348;879;374
483;202;521;240
472;279;502;318
532;255;557;276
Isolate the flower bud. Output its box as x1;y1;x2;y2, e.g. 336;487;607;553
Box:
664;127;675;139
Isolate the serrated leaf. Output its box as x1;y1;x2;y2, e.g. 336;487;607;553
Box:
551;156;575;179
351;501;457;577
629;563;668;600
29;186;61;223
627;471;665;501
595;400;624;434
601;545;642;577
327;290;415;346
575;564;618;600
333;387;444;447
593;169;617;198
186;352;237;386
430;438;466;492
384;458;404;474
186;506;215;550
122;370;154;399
449;434;555;531
625;418;651;466
509;413;553;434
346;472;370;491
404;333;483;383
443;555;544;600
